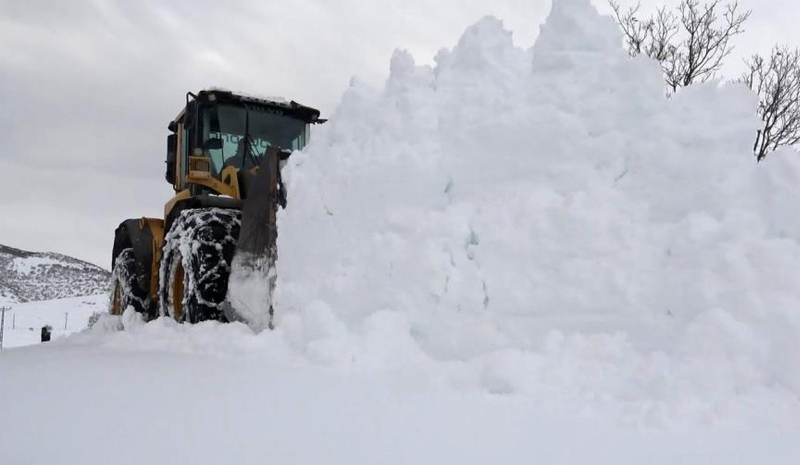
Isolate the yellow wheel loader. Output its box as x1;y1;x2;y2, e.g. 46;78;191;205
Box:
109;89;322;330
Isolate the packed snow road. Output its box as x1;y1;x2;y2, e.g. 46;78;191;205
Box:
2;319;799;465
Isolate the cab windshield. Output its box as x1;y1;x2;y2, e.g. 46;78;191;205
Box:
201;104;309;173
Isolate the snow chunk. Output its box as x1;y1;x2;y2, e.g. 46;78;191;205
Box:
533;0;623;56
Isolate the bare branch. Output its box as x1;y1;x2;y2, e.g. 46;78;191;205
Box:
608;1;798;161
742;46;800;160
609;0;751;93
609;1;650;57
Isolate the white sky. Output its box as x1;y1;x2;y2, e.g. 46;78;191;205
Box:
1;0;797;269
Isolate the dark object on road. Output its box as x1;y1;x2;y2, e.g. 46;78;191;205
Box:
41;325;52;343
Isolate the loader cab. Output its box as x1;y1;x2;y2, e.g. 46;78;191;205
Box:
165;89;321;194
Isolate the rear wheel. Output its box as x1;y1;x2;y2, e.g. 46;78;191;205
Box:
159;208;241;323
109;248;149;316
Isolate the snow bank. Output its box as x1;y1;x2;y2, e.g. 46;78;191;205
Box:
273;0;800;426
5;329;799;465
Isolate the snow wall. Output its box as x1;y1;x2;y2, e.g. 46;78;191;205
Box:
274;0;800;425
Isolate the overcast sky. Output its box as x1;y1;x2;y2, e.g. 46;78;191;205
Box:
1;0;798;269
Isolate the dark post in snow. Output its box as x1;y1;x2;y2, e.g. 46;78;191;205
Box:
0;306;7;351
64;312;69;331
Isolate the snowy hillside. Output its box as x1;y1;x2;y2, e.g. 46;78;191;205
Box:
2;0;799;464
0;244;110;303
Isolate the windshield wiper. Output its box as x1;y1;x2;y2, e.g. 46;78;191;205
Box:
242;111;260;169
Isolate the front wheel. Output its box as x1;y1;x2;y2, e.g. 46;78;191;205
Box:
159;208;241;323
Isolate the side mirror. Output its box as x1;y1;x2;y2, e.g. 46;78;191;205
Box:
166;134;177;184
203;137;223;150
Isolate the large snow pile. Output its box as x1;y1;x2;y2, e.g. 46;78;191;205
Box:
275;0;800;426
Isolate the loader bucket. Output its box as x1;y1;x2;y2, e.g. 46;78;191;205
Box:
222;147;282;331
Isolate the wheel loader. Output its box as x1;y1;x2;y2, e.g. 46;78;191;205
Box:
109;89;322;330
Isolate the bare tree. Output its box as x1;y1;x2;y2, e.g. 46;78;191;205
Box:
742;46;800;161
610;0;751;93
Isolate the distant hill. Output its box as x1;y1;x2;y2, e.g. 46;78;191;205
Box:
0;244;110;304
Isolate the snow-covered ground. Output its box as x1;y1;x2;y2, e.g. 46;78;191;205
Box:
2;0;800;463
2;313;799;465
0;294;17;307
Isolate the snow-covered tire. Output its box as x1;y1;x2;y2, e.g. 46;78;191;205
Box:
109;248;150;316
159;208;241;323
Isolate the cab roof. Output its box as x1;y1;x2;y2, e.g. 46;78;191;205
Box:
196;89;322;124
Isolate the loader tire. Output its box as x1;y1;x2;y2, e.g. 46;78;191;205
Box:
159;208;241;323
109;248;150;316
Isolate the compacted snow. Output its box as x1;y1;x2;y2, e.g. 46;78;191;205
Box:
3;315;800;465
2;1;799;463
